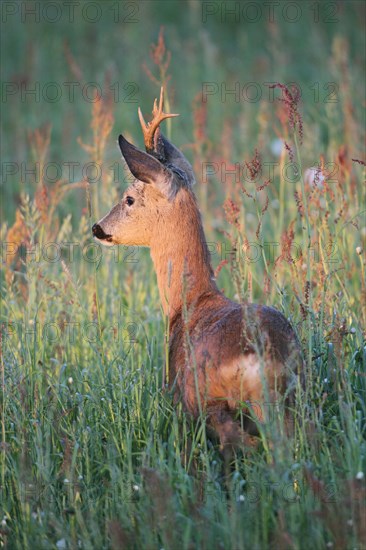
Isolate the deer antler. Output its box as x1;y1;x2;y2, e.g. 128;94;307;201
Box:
138;87;179;156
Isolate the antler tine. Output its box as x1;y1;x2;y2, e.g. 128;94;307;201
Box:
138;86;179;154
154;86;164;116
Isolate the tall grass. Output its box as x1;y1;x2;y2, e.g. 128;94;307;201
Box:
1;6;366;549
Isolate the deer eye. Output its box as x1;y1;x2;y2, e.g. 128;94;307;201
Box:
125;196;135;206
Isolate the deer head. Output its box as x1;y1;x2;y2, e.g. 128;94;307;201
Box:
92;88;195;247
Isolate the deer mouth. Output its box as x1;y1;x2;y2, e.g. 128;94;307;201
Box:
92;223;114;244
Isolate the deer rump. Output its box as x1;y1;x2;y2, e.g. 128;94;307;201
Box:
168;293;301;443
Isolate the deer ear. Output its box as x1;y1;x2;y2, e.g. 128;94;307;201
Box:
118;134;183;200
118;134;172;185
160;134;196;186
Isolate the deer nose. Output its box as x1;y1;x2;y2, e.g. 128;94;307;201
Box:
92;223;108;239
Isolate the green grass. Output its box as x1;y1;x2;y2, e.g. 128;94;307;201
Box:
1;2;366;548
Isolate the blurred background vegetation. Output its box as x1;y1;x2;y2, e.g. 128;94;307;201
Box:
1;1;365;549
2;0;365;222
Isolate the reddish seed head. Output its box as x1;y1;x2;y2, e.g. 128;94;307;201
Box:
270;83;304;144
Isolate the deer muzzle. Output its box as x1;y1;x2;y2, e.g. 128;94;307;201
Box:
92;223;113;243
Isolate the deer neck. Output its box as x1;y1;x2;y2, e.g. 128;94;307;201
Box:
150;190;219;320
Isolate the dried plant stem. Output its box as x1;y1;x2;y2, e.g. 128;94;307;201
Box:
293;132;313;376
85;183;104;352
163;90;173;141
359;253;366;326
1;333;5;491
278;148;286;236
253;195;282;298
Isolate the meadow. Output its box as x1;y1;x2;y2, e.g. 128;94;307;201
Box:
1;1;365;548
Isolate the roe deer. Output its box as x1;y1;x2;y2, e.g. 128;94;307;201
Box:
93;88;303;452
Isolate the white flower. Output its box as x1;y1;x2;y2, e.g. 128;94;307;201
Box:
304;167;325;188
356;246;362;255
67;377;73;385
133;484;139;492
64;478;70;484
356;471;364;480
56;540;67;550
238;495;245;502
270;138;283;157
